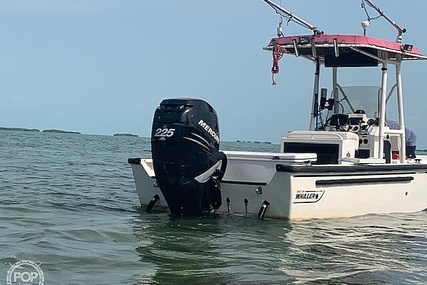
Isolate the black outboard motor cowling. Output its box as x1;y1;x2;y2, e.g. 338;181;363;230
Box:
151;98;226;216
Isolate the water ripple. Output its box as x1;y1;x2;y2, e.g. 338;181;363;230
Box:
1;132;426;284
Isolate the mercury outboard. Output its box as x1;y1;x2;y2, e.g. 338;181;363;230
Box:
151;98;227;216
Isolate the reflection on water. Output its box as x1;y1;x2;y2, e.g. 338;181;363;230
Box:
132;210;427;285
132;212;293;285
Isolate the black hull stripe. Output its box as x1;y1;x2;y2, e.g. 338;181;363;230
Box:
222;176;414;187
316;176;414;187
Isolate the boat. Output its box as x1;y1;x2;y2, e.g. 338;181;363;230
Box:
128;0;427;220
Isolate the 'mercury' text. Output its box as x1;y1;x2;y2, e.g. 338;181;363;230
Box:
198;119;219;144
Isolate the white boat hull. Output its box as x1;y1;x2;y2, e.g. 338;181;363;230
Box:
129;153;427;220
128;1;427;220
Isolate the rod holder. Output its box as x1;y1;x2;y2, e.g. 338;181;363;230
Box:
145;194;160;213
258;200;270;219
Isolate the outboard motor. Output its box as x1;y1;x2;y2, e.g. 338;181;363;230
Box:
151;98;227;216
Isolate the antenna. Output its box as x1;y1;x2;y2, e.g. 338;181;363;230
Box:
277;14;284;37
263;0;323;35
362;0;406;42
361;20;370;36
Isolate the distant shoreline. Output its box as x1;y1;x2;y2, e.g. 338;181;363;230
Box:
0;127;81;134
0;127;40;132
0;127;142;137
236;140;272;144
113;133;139;137
42;129;81;134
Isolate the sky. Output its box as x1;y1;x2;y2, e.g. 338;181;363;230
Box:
1;0;427;147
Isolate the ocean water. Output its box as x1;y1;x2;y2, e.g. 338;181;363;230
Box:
0;130;426;285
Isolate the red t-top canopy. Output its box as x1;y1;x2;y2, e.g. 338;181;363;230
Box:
265;34;427;67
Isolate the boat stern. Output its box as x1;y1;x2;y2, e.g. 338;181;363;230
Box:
127;157;167;212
